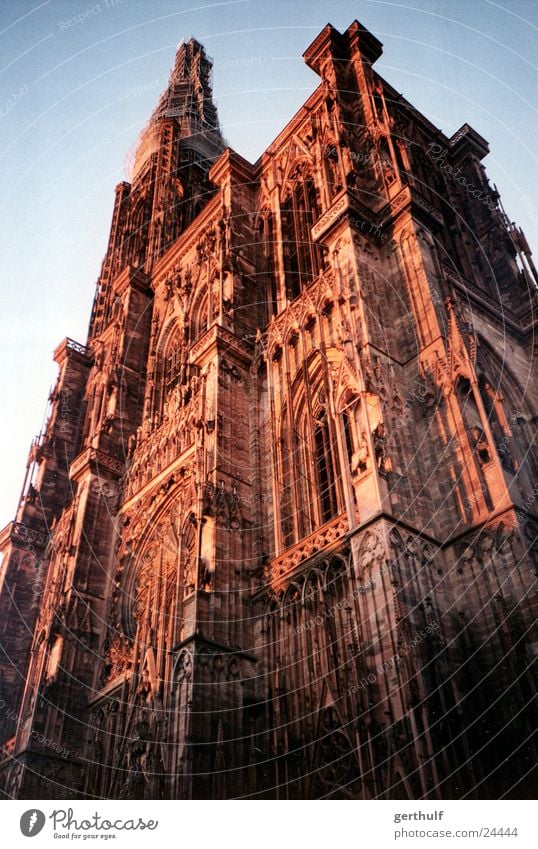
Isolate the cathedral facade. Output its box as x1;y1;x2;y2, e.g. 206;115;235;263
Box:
0;21;536;800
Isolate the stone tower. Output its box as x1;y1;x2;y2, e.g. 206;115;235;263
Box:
0;22;536;800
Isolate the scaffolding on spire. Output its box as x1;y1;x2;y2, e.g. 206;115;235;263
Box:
126;37;224;183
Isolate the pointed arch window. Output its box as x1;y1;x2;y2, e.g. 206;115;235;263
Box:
278;412;296;548
164;345;182;395
457;376;491;466
478;374;516;472
155;325;183;417
260;210;278;316
340;397;369;477
181;521;197;597
379;137;397;187
313;408;338;523
281;173;321;301
277;367;343;551
191;293;209;341
323;557;351;687
342;409;355;466
323;144;342;200
457;376;482;429
393;138;409;184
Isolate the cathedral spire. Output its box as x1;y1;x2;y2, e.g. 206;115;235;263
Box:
129;37;224;184
162;37;220;131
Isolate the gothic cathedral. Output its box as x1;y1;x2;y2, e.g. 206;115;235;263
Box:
1;22;536;800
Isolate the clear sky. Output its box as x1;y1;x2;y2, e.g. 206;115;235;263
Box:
0;0;536;528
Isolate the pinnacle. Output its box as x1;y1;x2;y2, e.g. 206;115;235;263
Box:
152;36;219;131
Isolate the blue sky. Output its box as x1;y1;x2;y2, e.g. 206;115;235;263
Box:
0;0;537;527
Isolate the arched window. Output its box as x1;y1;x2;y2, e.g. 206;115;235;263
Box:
478;374;516;472
323;557;351;688
278;411;296;548
323;145;342;201
277;364;342;550
278;403;339;548
281;172;321;301
155;325;183;417
123;195;149;269
191;292;209;341
379;137;397;188
181;521;197;597
393;138;408;183
342;408;355;466
259;210;277;317
313;408;338;524
457;376;491;466
164;343;182;396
